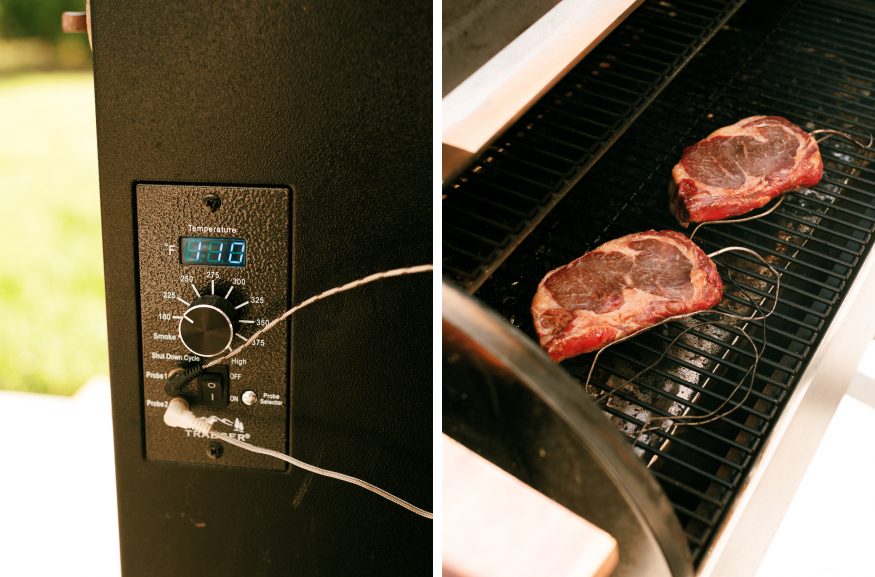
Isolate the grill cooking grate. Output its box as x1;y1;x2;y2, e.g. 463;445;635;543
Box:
443;0;747;291
463;0;875;565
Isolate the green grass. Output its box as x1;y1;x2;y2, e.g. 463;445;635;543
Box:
0;70;107;395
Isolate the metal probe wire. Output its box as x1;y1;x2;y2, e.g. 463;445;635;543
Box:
811;128;873;148
582;246;777;443
213;431;433;519
205;264;433;368
169;265;434;519
163;398;433;519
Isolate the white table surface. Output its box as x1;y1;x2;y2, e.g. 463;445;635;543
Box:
0;377;120;577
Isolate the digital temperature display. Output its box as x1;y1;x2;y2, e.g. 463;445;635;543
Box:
180;237;246;267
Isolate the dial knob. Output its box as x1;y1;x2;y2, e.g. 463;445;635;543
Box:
178;295;238;357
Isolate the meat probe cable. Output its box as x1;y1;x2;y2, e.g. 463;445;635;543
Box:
608;316;759;435
631;278;768;445
810;128;873;148
163;396;433;519
583;245;780;394
584;310;760;406
164;264;435;519
582;249;777;439
588;297;763;447
604;125;869;441
205;263;434;369
164;264;434;396
689;196;785;241
642;127;870;441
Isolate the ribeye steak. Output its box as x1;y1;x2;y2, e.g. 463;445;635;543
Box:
670;116;823;226
532;230;723;361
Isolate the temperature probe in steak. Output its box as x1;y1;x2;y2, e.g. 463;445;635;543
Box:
532;230;723;362
669;116;823;227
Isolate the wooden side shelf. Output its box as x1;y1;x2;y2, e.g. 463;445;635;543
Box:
443;435;618;577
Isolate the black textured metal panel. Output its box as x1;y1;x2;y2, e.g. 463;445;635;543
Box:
136;183;289;470
92;1;432;576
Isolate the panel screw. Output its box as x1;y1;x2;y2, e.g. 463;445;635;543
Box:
203;194;222;212
207;440;224;459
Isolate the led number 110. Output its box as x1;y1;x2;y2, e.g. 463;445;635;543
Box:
180;237;247;268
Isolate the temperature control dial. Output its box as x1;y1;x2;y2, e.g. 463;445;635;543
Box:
178;295;238;357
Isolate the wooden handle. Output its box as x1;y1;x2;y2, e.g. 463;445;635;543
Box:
61;1;91;49
61;12;86;33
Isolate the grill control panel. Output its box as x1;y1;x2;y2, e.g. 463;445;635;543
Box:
136;183;290;469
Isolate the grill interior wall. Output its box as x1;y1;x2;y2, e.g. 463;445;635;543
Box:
459;0;875;564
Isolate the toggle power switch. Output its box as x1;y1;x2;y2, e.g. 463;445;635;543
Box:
198;366;230;408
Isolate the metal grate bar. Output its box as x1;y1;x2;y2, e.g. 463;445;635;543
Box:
590;371;767;437
443;203;519;234
751;67;875;118
748;213;867;249
773;7;875;49
648;433;749;472
670;503;720;527
821;175;875;205
630;324;796;381
699;228;854;279
604;348;777;417
679;321;805;368
651;472;727;508
731;82;875;129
